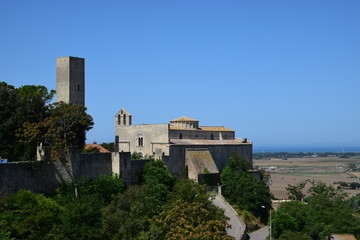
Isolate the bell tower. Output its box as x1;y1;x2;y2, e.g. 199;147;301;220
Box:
56;56;85;106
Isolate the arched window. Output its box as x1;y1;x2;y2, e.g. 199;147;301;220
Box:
118;115;121;125
179;133;183;139
123;114;126;125
138;136;144;146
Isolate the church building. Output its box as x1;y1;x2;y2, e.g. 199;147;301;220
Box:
115;109;252;181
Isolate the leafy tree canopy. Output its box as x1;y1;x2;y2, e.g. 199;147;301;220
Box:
220;153;272;222
0;82;54;161
55;174;125;205
0;190;61;240
142;160;176;188
273;181;360;239
18;102;94;161
100;142;115;152
146;199;234;240
131;151;143;160
102;185;150;240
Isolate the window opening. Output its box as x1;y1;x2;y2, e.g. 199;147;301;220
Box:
138;136;144;146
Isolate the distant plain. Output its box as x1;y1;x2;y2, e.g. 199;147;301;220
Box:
254;156;360;199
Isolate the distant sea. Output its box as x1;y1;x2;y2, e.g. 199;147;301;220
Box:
253;146;360;153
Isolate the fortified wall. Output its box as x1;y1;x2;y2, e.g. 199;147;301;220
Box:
0;148;149;198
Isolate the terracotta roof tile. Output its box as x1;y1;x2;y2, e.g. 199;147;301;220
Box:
85;144;110;153
199;126;234;132
169;125;234;132
170;117;199;122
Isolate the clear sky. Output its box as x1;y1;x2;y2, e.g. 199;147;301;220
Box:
1;1;359;150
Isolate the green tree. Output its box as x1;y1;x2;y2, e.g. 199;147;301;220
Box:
0;190;61;240
131;151;143;160
55;174;125;205
0;82;54;161
272;202;307;238
145;200;234;240
142;160;176;215
142;160;175;188
101;186;150;240
220;153;272;221
0;82;19;160
278;230;311;240
100;142;115;152
274;181;360;239
51;195;103;240
226;152;253;171
286;180;309;201
349;193;360;210
18;102;94;162
170;179;211;204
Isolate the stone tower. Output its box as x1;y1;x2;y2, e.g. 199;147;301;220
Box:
56;56;85;106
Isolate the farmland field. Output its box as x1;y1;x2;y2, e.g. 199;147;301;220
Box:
254;156;360;199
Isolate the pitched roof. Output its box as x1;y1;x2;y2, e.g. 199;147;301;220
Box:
84;144;110;153
170;117;199;122
199;126;234;132
169;125;233;131
170;138;251;145
115;108;131;117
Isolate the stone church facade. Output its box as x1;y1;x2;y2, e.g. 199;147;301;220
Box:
115;109;252;181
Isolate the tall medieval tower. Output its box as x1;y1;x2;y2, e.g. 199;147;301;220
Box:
56;56;85;106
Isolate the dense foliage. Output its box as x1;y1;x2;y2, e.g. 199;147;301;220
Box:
18;102;94;161
0;82;55;161
100;142;115;152
273;181;360;239
220;153;272;222
0;161;233;240
0;190;61;240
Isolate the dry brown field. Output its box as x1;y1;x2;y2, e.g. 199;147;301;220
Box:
254;156;360;199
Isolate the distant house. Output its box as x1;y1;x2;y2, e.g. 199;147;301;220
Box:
329;234;357;240
84;144;110;153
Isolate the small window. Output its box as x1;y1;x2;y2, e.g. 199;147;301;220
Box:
78;84;80;92
123;114;126;125
118;115;121;125
211;134;214;140
138;136;144;146
179;133;183;139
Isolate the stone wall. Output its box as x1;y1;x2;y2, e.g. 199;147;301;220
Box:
115;124;169;158
0;149;147;198
169;129;235;140
0;161;57;197
167;144;252;177
79;153;112;178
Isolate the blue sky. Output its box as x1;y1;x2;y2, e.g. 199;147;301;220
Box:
1;1;359;149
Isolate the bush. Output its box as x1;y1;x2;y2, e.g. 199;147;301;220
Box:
0;190;61;240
